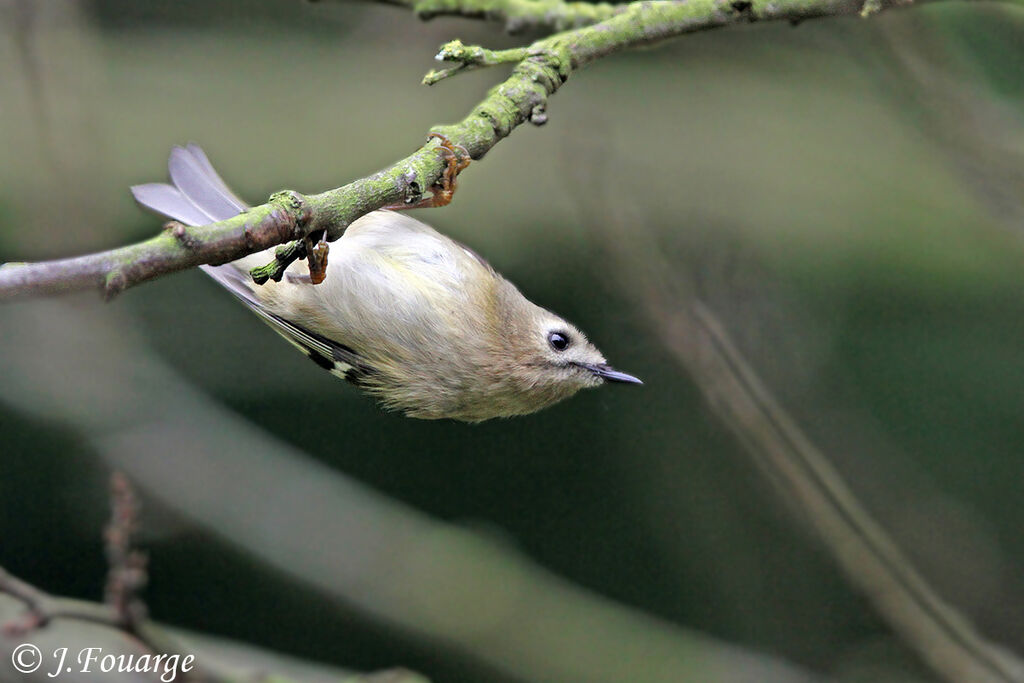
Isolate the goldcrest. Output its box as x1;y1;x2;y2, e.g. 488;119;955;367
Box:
133;144;640;422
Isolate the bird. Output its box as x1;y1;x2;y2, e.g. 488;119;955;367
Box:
132;144;640;422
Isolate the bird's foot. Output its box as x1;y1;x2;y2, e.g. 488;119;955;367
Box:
386;132;470;211
305;230;329;285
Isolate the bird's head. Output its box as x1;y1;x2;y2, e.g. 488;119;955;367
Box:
527;311;641;388
488;281;641;417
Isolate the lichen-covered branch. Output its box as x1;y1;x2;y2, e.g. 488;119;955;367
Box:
423;40;530;83
0;0;912;302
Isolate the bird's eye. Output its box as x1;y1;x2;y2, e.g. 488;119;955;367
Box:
548;331;570;351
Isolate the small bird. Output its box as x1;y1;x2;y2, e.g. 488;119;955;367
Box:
132;144;640;422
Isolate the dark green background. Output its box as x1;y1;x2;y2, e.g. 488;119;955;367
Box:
1;1;1023;681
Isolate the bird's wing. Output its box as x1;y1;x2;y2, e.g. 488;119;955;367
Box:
253;308;372;382
131;144;372;383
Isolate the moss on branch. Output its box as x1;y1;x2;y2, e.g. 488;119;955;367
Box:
424;40;530;83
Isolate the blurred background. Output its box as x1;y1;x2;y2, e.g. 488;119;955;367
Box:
1;1;1023;681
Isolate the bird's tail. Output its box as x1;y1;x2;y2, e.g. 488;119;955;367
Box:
131;143;247;226
131;144;264;305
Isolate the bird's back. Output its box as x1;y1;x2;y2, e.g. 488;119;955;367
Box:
132;145;506;417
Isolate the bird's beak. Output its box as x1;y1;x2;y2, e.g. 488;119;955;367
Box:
581;363;643;385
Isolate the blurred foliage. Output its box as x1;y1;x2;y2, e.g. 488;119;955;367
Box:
1;0;1024;681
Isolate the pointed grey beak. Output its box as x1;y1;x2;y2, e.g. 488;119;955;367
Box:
581;363;643;385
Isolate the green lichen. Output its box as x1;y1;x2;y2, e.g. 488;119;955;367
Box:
250;240;307;284
860;0;883;16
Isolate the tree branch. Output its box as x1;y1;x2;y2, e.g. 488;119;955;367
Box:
0;0;912;303
0;586;425;683
0;472;429;683
350;0;623;33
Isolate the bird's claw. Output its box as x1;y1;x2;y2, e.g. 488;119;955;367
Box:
427;132;471;208
305;230;329;285
386;132;471;211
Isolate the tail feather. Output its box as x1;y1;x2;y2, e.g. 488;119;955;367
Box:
130;182;212;227
131;144;263;307
179;143;247;210
131;143;247;227
167;144;247;222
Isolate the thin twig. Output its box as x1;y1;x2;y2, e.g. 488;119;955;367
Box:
104;472;149;631
424;40;530;84
250;240;309;285
0;476;220;682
